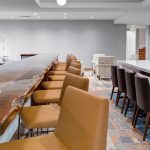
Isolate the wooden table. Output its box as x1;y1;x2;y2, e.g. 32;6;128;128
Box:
0;54;56;135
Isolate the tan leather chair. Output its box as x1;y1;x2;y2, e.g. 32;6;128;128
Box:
50;61;81;75
19;76;89;136
53;56;77;71
42;66;81;90
48;62;81;81
33;73;89;104
0;86;109;150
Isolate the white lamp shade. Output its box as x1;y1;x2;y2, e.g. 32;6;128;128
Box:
57;0;66;6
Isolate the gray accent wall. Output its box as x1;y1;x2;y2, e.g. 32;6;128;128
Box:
0;20;126;67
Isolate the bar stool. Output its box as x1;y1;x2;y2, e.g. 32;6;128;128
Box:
134;75;150;141
0;86;109;150
116;67;127;113
110;65;118;100
18;74;89;138
48;62;81;81
124;71;136;121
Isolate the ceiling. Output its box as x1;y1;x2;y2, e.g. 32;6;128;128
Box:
0;0;149;26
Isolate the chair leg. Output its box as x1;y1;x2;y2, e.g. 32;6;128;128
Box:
121;94;126;113
110;86;115;100
124;99;130;117
17;117;21;139
116;90;121;107
47;128;49;134
133;107;140;128
132;103;137;125
143;112;150;141
30;129;34;137
37;128;39;136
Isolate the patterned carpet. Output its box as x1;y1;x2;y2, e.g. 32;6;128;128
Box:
10;71;150;150
85;71;150;150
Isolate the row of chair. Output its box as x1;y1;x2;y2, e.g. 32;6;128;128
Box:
111;65;150;141
0;55;109;150
19;55;88;136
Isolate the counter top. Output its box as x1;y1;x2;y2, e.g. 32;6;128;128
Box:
0;54;57;134
117;60;150;74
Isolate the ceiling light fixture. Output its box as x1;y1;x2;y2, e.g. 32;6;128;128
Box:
37;16;40;19
57;0;66;6
131;25;135;28
34;12;38;16
90;16;94;19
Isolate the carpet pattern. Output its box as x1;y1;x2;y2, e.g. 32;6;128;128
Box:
85;71;150;150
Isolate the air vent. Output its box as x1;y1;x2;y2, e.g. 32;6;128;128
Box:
20;16;31;18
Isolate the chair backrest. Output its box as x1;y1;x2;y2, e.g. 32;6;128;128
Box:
71;60;80;64
135;75;150;111
92;54;106;62
125;71;136;102
70;62;81;70
67;66;81;76
111;65;118;87
66;56;77;70
55;86;109;150
98;56;114;64
59;73;89;105
117;67;126;93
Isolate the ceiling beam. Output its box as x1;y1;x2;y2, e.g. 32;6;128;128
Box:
36;0;141;9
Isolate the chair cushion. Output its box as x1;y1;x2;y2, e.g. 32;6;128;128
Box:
56;63;66;67
0;133;69;150
48;75;66;81
20;105;60;129
49;71;67;75
33;89;61;104
42;81;64;89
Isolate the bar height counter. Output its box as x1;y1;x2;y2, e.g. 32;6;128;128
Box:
117;60;150;76
0;54;57;136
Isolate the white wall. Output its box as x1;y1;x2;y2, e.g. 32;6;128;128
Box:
126;29;137;60
139;29;146;49
0;20;126;67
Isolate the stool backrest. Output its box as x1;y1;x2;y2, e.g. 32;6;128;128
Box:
55;86;109;150
117;67;126;93
125;71;136;102
59;73;89;105
135;75;150;111
68;66;81;76
111;65;118;87
66;56;77;70
70;62;81;70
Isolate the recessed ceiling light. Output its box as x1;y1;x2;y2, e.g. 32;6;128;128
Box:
145;21;148;24
57;0;66;6
64;16;68;19
37;16;40;19
64;13;67;15
90;16;94;19
34;12;38;16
